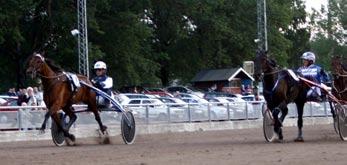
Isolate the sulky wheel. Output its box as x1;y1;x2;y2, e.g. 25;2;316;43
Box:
262;103;276;142
121;111;136;144
51;113;66;146
330;102;339;134
334;116;339;135
336;104;347;141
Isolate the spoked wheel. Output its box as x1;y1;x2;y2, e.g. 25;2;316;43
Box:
262;103;276;142
336;104;347;141
330;102;339;134
333;114;339;135
121;111;136;144
51;113;66;146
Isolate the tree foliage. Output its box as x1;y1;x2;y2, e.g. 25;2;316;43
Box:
0;0;345;93
309;0;347;70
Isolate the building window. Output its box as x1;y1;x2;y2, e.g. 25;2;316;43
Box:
229;79;241;87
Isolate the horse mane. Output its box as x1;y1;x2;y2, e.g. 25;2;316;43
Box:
268;59;277;68
46;58;63;73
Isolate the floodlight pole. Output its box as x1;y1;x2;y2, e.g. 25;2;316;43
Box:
77;0;89;77
257;0;268;51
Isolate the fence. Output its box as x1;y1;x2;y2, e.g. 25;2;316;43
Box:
0;101;333;131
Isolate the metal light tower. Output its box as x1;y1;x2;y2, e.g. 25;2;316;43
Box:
77;0;89;77
257;0;268;51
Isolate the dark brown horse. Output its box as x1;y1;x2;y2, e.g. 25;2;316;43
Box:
331;56;347;101
26;53;107;143
254;50;308;142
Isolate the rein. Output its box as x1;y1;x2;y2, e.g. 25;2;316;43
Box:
263;69;281;76
335;73;347;78
256;67;281;82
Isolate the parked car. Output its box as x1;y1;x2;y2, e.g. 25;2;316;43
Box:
226;97;258;118
0;96;19;125
181;97;230;120
143;88;174;97
174;93;202;100
158;97;189;120
165;86;204;98
121;98;185;120
241;94;265;102
115;93;156;104
203;92;241;100
158;97;187;108
241;95;256;101
206;97;231;106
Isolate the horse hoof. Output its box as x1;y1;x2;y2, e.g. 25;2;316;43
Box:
66;134;76;146
38;129;45;134
102;137;111;144
294;137;304;142
101;125;108;133
66;138;75;146
70;134;76;142
273;138;284;143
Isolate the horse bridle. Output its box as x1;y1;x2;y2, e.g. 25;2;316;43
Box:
255;57;281;82
29;54;65;79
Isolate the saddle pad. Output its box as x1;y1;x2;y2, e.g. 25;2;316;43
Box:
287;69;299;81
65;72;81;88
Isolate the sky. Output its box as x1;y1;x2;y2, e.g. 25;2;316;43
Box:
305;0;328;13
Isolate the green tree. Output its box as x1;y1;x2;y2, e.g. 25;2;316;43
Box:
284;0;311;68
309;0;347;70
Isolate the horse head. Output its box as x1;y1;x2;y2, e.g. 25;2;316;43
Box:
331;56;347;76
26;52;46;79
253;49;277;81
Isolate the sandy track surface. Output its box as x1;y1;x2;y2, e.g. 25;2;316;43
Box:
0;124;346;165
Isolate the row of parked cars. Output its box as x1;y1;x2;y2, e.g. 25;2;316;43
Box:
0;86;263;124
115;90;263;122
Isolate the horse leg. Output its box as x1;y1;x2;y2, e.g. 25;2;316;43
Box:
62;106;77;132
295;102;305;142
272;107;283;141
39;111;51;133
89;103;107;134
279;106;288;123
50;108;75;142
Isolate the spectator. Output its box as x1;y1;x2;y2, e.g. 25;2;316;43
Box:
7;88;17;96
27;87;37;107
17;88;29;106
33;86;45;106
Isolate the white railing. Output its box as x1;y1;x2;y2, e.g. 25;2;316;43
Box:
0;101;333;131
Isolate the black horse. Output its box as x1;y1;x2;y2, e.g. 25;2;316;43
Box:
254;50;309;142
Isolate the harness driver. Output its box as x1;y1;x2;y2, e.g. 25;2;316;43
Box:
297;51;329;101
91;61;114;107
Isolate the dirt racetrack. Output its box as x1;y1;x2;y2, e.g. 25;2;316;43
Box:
0;124;346;165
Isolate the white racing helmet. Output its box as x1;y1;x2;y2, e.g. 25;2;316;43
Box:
94;61;107;69
301;52;316;63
